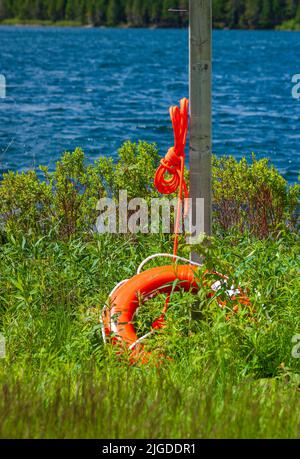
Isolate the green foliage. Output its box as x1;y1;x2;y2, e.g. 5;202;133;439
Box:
0;0;299;29
0;169;53;237
0;230;299;438
0;142;160;239
212;155;299;238
106;0;122;26
277;18;300;30
41;148;106;238
0;140;299;438
0;148;106;239
98;140;160;200
0;143;298;241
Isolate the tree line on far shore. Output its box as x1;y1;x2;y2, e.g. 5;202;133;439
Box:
0;0;299;29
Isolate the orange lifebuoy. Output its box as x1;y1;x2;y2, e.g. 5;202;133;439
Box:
102;264;250;363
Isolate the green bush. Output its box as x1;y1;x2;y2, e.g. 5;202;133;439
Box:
41;148;106;238
0;170;53;237
0;143;298;241
0;148;106;239
213;155;299;238
98;140;160;200
0;142;161;240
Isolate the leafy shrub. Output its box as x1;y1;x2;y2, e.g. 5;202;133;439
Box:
0;170;53;237
213;155;299;238
41;148;105;238
0;142;160;240
98;140;160;200
0;143;298;241
0;148;106;239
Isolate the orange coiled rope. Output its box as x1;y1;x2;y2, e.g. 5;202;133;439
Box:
154;98;189;196
154;97;189;257
152;98;189;325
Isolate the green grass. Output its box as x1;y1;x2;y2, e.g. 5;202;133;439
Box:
0;145;299;438
0;230;299;438
2;361;300;438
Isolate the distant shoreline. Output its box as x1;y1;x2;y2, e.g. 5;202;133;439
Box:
0;19;299;31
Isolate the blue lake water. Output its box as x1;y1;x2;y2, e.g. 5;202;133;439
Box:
0;27;299;183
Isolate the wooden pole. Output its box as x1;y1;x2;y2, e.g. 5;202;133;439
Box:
189;0;212;262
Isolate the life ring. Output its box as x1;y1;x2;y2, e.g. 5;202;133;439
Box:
102;264;250;363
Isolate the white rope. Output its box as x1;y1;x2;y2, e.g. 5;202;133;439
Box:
109;278;129;297
129;330;155;350
100;307;107;345
137;253;202;274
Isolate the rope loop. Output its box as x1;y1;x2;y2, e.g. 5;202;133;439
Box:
154;98;189;197
153;98;190;322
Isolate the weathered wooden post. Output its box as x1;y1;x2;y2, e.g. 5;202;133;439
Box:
189;0;212;262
